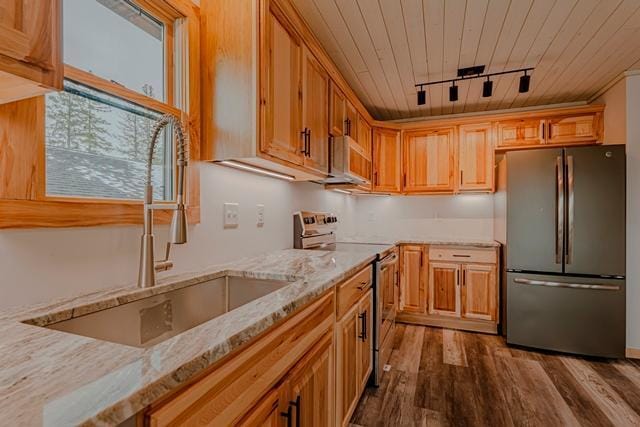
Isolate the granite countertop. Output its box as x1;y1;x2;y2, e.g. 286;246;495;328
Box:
0;239;497;426
339;237;501;248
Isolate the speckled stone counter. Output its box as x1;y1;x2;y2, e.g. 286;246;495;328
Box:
0;239;497;426
0;248;387;426
340;237;501;248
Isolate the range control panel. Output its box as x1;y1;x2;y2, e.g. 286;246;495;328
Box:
293;211;338;249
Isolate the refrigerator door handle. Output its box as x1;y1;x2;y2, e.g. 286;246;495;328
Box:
566;155;575;265
555;156;565;264
514;278;620;291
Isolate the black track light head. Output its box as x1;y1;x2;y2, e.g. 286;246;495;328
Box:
482;78;493;97
449;83;458;102
417;88;426;105
519;72;531;93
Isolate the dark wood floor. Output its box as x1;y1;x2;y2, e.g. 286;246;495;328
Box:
351;325;640;427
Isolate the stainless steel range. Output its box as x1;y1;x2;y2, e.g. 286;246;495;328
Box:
293;211;398;387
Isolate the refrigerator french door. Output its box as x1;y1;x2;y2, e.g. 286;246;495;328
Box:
506;145;626;358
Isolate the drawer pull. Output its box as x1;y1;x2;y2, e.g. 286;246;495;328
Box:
452;254;471;258
357;281;369;290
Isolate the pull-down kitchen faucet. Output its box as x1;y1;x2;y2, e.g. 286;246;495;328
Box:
138;114;189;288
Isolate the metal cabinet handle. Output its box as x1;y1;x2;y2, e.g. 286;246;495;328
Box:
290;395;300;427
358;310;367;341
514;278;620;291
281;404;293;427
300;129;308;155
462;269;466;287
357;280;369;290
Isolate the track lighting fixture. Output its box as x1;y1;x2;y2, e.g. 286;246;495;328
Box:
519;71;531;93
417;86;426;105
449;82;458;102
415;66;533;105
482;77;493;97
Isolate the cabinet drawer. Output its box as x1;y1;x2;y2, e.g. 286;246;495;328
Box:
337;265;373;319
429;246;496;264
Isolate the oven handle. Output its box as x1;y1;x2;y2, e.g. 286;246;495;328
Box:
514;278;620;291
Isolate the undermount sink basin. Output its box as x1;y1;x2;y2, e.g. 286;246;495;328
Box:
37;276;292;348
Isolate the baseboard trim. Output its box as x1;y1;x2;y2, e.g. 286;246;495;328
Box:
626;347;640;359
397;312;498;334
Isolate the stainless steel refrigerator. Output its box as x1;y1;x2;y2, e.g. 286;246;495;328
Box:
506;145;626;358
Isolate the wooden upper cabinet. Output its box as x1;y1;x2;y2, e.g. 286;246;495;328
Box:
0;0;62;104
301;47;329;173
357;291;373;392
403;128;456;193
546;113;602;145
399;245;426;313
345;101;357;138
356;114;372;158
285;332;334;427
428;262;460;317
496;119;545;148
461;264;497;321
372;128;401;193
329;81;346;137
458;123;494;192
261;7;304;166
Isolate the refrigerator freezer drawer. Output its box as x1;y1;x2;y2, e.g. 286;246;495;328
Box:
507;272;625;358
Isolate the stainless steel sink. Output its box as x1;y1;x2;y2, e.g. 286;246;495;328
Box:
38;276;291;348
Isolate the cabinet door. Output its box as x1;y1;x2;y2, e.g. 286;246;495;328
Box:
428;262;460;317
357;290;373;392
329;82;346;137
458;123;494;192
302;47;329;173
345;101;357;138
372;128;401;193
0;0;62;103
261;8;304;165
462;264;497;321
547;113;602;145
356;114;372;158
349;145;372;183
238;388;285;427
286;332;334;427
403;129;455;192
399;245;426;313
496;119;545;148
336;305;360;427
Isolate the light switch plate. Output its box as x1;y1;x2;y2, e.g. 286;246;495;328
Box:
223;203;239;228
256;204;265;227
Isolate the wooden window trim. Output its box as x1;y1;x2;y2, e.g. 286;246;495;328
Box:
0;0;201;229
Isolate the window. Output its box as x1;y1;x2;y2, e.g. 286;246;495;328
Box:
45;0;177;201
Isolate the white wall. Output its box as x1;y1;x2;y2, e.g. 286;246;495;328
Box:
349;193;494;242
626;73;640;349
0;164;355;310
594;77;627;145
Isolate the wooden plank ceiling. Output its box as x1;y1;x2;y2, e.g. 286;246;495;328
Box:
290;0;640;120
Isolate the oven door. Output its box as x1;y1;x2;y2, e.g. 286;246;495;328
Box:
373;249;398;386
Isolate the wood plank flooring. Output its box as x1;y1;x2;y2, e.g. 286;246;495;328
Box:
350;325;640;427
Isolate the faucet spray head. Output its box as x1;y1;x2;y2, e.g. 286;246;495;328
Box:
170;204;188;244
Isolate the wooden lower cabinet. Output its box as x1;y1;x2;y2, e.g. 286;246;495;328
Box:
336;288;373;427
428;262;460;317
238;388;283;427
398;245;500;334
462;263;497;321
284;332;335;427
146;291;334;426
399;245;426;313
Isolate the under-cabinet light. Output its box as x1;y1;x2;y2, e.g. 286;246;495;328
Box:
217;160;295;181
332;189;352;195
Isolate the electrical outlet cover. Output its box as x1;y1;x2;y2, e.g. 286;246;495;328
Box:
223;203;239;228
256;204;265;227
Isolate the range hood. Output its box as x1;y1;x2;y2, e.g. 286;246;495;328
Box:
322;135;370;185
